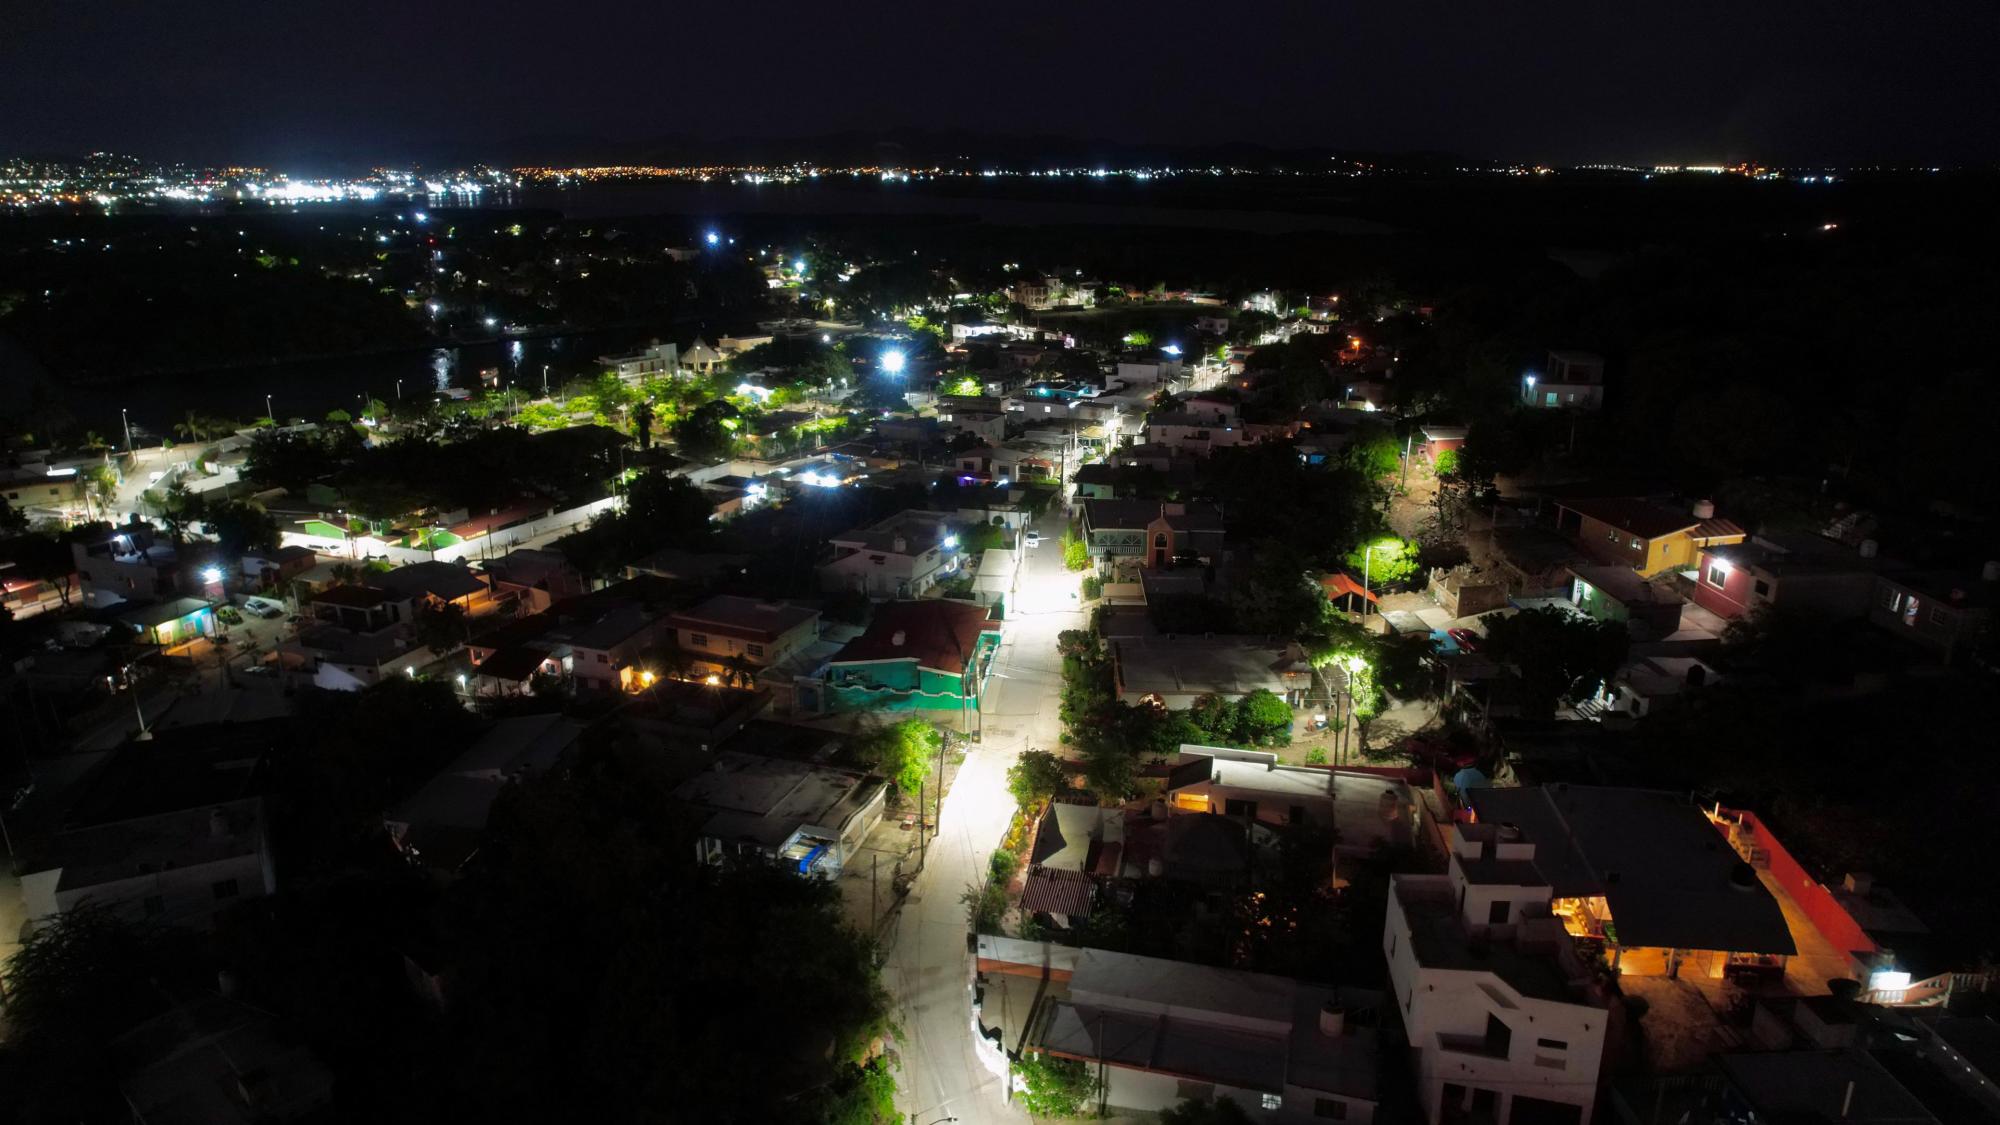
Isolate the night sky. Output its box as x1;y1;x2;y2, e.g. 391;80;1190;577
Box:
4;0;1996;166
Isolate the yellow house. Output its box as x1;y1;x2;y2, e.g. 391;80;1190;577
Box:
1556;497;1745;578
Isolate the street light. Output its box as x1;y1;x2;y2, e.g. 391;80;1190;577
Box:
880;349;906;376
265;394;274;424
201;566;223;585
121;407;133;452
1359;538;1399;619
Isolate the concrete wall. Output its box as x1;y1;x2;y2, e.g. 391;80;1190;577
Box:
22;847;273;931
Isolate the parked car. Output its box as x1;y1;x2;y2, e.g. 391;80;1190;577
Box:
243;598;284;619
1024;530;1041;549
1446;627;1483;653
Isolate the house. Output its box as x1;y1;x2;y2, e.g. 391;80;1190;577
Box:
465;576;681;695
1144;411;1243;456
72;522;186;608
1426;565;1509;619
977;937;1382;1122
372;560;489;612
1689;530;1886;621
1462;786;1798;982
817;511;955;599
664;595;821;685
682;337;722;374
1418;424;1468;464
599;341;680;380
117;596;216;648
1114;360;1183;386
1553;497;1745;578
480;547;586;614
1385;847;1611;1125
1564;563;1685;636
1867;565;1995;663
280;622;434;691
1595;655;1721;718
20;729;280;931
1165;746;1418;857
1111;635;1309;708
677;750;887;878
1524;349;1605;410
241;545;316;591
1080;499;1225;568
386;713;586;873
2;460;92;521
112;996;334;1125
1490;527;1585;599
820;599;1000;715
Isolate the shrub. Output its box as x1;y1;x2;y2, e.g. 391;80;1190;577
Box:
1015;1051;1099;1117
1080;575;1103;600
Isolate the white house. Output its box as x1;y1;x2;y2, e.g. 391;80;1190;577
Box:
599;342;680;381
22;796;276;931
1144;411;1244;456
677;751;888;878
817;511;955;599
1383;823;1611;1125
1523;350;1605;410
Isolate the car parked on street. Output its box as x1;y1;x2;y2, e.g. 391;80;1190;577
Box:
243;597;284;619
1024;529;1041;548
1446;627;1483;653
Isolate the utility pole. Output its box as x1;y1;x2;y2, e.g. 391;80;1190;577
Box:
918;776;927;869
1400;432;1413;492
121;407;133;453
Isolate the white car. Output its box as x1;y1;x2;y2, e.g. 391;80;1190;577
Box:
243;598;284;619
1024;530;1041;549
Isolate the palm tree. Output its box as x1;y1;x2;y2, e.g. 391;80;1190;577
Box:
720;653;756;689
174;411;209;443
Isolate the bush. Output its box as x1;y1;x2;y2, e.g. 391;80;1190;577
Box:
1014;1051;1099;1117
1007;749;1067;810
963;881;1008;935
1080;575;1103;600
989;848;1022;885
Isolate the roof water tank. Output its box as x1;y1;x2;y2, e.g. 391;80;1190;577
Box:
1691;498;1717;520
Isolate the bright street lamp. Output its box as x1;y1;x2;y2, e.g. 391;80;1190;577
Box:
880;349;906;376
200;566;223;585
265;394;273;423
121;407;133;452
1360;538;1400;619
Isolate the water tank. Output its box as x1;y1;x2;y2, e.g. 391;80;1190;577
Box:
1147;857;1165;878
891;630;907;647
1984;560;2000;582
1319;1003;1346;1037
893;536;907;553
1691;498;1717;520
1859;539;1879;559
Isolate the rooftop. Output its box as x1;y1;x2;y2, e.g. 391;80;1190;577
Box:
1466;785;1796;955
668;595;819;643
1082;498;1224;533
1394;875;1598;1005
116;596;212;630
50;797;267;894
388;714;585;869
830;599;997;673
1112;635;1302;700
373;560;488;603
113;996;332;1125
676;751;885;850
1721;1049;1939;1125
1558;496;1744;542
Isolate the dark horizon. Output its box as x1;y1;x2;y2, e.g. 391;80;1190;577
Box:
5;1;1997;168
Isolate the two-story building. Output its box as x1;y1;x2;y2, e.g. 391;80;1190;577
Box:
817;511;955;599
1144;411;1244;457
72;522;188;609
664;595;821;685
1523;350;1605;410
819;599;1000;716
1080;499;1225;569
1552;497;1745;579
599;341;680;381
1385;841;1610;1125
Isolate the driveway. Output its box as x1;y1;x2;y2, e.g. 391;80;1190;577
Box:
887;503;1079;1125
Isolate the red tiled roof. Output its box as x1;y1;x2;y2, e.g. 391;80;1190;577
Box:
831;600;997;673
1320;572;1379;604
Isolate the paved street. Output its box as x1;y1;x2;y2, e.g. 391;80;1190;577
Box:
888;503;1080;1125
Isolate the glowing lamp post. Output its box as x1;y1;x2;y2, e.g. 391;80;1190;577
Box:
880;349;906;376
1359;539;1400;619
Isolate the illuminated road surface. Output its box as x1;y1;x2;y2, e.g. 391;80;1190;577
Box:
888;507;1081;1125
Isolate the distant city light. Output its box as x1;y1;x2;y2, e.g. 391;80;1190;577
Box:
943;534;959;549
1161;344;1183;356
484;316;498;329
705;231;720;246
412;210;428;223
794;258;807;272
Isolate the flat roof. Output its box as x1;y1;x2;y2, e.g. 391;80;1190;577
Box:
669;595;818;643
676;751;884;849
1467;786;1796;955
1114;636;1301;699
1721;1050;1937;1124
1394;876;1590;1005
117;596;211;629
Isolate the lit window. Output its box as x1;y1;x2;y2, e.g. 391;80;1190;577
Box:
747;644;764;659
1704;563;1729;589
1262;1093;1283;1111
